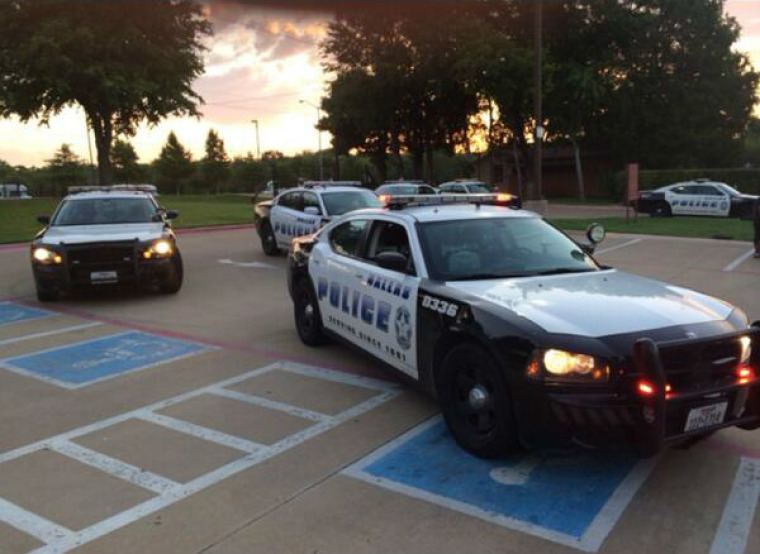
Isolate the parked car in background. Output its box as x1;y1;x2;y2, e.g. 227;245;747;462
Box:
375;182;438;204
0;183;31;199
255;183;381;255
636;179;758;218
439;179;522;208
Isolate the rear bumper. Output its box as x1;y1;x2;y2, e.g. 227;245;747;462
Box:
516;326;760;456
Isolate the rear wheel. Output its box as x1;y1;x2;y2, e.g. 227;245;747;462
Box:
293;279;325;346
260;222;280;256
650;202;672;217
437;343;520;458
159;252;183;294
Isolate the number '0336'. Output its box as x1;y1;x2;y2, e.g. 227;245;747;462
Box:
421;295;458;317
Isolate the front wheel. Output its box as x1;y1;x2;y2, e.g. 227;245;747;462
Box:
36;285;59;302
437;343;520;458
159;252;184;294
260;222;280;256
293;279;325;346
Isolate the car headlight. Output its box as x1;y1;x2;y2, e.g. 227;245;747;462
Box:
32;246;62;264
526;348;610;382
142;239;173;259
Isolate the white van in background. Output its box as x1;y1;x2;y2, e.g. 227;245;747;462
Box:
0;184;31;199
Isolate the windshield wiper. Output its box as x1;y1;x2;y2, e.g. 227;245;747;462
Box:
530;267;597;277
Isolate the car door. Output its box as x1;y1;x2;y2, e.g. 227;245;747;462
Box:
271;191;302;247
309;216;422;379
301;191;325;232
700;184;731;217
666;184;695;215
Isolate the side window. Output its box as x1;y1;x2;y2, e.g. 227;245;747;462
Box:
418;186;436;195
366;221;415;274
303;192;321;214
279;192;302;211
329;220;368;257
439;185;452;193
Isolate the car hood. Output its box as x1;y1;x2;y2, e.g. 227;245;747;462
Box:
446;269;735;338
41;223;165;245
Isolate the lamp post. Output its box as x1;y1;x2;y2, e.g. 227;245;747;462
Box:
251;119;261;159
300;99;324;181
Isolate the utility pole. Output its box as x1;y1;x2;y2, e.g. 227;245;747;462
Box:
84;115;96;185
531;0;544;201
300;99;324;181
251;119;261;159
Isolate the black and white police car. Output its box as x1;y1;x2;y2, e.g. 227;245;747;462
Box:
636;179;758;218
31;186;183;301
287;194;759;458
254;183;381;255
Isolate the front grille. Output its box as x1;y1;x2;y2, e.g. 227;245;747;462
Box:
67;244;135;266
658;337;742;392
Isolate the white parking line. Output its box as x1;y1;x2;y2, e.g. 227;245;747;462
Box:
722;249;756;272
210;388;329;422
595;238;643;256
0;322;103;347
709;457;760;554
48;440;180;495
0;497;72;544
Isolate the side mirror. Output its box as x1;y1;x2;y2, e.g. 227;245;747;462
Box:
586;223;606;245
37;215;50;225
165;210;179;220
376;251;409;273
304;206;321;216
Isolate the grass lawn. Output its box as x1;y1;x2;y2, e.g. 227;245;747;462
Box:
552;215;756;242
0;195;254;244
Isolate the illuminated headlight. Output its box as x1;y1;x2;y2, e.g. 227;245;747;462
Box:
143;240;173;259
526;348;609;382
739;336;751;366
32;247;62;264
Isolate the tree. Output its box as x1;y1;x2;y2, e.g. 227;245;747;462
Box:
0;0;211;186
45;144;88;194
110;139;142;183
202;129;230;194
155;132;193;195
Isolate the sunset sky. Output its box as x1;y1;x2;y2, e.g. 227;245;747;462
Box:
1;1;759;168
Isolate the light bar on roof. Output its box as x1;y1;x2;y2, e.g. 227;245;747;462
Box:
383;193;516;208
67;184;158;195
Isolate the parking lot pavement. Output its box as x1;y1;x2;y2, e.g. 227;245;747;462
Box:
0;227;758;554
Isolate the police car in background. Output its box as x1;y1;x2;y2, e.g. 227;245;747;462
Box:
636;179;758;218
254;183;381;255
375;182;438;205
287;194;759;458
438;179;522;209
31;186;183;301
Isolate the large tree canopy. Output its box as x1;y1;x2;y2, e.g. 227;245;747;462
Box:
0;0;211;185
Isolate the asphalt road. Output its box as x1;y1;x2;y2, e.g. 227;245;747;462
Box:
0;226;758;554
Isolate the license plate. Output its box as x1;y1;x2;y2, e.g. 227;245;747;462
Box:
684;402;728;432
90;271;117;283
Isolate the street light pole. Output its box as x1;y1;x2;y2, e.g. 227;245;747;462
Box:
300;99;324;181
251;119;261;159
532;0;543;201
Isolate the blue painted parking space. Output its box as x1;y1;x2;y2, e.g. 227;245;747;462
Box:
2;330;209;387
346;417;657;552
0;301;52;326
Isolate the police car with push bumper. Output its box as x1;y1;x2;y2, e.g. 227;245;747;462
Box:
254;183;381;255
287;194;760;458
31;186;183;301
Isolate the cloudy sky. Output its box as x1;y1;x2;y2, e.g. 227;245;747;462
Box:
0;1;759;167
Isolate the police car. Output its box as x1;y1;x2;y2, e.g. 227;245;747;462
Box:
438;179;522;208
254;183;381;255
636;180;758;218
31;186;183;301
287;194;760;458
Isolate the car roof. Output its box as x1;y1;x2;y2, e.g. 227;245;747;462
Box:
282;186;370;195
377;183;432;190
347;204;538;223
63;191;155;201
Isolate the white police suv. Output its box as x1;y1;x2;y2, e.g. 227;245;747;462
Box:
255;183;381;255
31;186;183;301
287;194;759;458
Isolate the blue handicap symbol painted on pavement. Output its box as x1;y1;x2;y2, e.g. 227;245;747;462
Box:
3;330;208;386
347;417;655;551
0;301;52;326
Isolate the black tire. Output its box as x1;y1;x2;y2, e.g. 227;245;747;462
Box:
650;202;672;218
293;278;325;346
159;252;184;294
437;343;520;458
260;222;280;256
36;285;59;302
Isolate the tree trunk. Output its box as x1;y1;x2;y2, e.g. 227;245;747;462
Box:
570;137;585;201
425;143;435;185
87;111;114;186
411;148;424;180
334;151;341;180
512;139;524;198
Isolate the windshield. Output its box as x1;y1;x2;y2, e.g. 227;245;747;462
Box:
419;217;599;281
52;197;157;226
466;183;492;193
717;183;741;197
321;190;381;216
